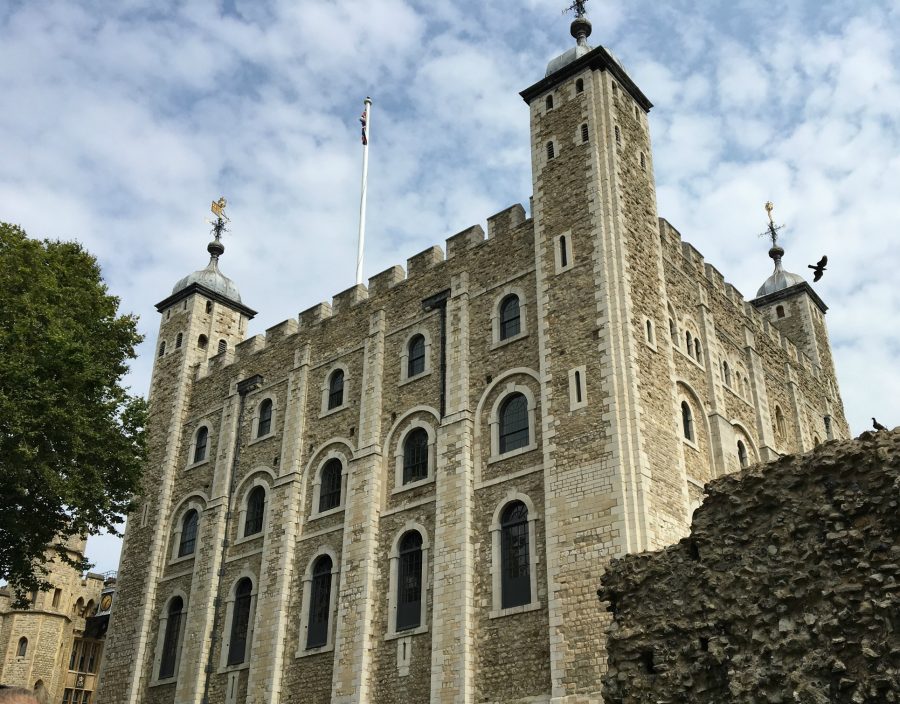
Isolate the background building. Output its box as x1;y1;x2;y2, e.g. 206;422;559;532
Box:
0;537;115;704
98;10;849;704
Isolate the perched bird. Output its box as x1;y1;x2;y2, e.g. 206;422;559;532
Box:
872;418;888;431
808;255;827;282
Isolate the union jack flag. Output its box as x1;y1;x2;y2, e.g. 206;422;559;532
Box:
360;109;368;145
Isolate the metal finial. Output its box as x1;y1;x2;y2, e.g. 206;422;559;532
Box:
563;0;588;18
205;197;229;261
759;201;784;250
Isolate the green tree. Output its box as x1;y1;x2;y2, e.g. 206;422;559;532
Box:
0;222;146;605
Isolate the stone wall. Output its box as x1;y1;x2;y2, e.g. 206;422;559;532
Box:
599;429;900;704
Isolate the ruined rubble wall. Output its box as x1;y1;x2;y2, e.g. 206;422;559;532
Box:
598;429;900;704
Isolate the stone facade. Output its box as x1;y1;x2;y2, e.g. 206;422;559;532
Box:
98;18;849;704
0;538;111;703
598;428;900;704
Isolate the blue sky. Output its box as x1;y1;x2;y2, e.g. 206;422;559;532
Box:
2;0;899;574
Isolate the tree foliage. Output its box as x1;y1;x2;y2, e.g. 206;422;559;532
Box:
0;222;146;604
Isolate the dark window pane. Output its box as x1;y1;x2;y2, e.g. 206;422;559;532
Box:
227;579;253;665
499;295;521;340
257;400;272;437
218;339;227;355
328;370;344;410
403;428;429;484
396;532;423;631
158;597;183;679
499;394;529;453
17;637;27;656
318;459;342;512
306;556;333;649
682;402;693;441
178;510;198;557
407;335;425;377
193;426;208;463
244;487;265;536
501;502;531;608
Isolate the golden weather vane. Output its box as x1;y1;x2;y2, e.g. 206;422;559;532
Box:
207;196;230;240
563;0;588;17
760;201;784;248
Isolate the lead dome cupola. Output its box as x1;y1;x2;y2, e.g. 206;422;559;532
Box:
171;228;242;303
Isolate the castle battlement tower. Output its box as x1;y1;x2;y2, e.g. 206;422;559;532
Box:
99;10;847;704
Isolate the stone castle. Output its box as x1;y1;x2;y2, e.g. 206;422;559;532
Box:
97;10;849;704
0;537;115;703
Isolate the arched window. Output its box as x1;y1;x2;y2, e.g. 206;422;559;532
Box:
328;370;344;410
681;401;694;441
206;301;213;314
685;331;693;357
614;125;621;145
175;332;182;349
574;370;583;404
158;597;184;679
737;440;748;469
193;426;209;464
545;94;553;110
640;152;646;170
158;341;166;358
776;305;785;319
722;361;731;387
396;532;423;632
178;510;199;557
306;556;333;649
318;459;342;512
244;486;265;537
645;319;654;344
217;339;227;355
581;123;589;143
402;428;429;484
499;295;521;340
500;501;531;609
559;235;568;268
575;78;584;93
546;141;555;160
407;335;426;378
227;579;253;665
499;393;529;453
694;338;702;362
774;406;786;438
669;318;677;343
257;399;273;437
17;637;27;657
198;334;208;350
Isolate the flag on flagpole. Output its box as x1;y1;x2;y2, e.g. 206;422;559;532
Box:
360;109;368;145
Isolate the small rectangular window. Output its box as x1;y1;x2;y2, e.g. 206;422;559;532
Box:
581;123;589;143
53;588;61;607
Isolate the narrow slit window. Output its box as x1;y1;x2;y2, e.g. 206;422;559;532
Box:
17;637;27;657
546;141;555;160
175;332;182;349
396;532;423;631
640;152;646;170
574;371;583;403
581;123;589;143
575;78;584;93
615;125;621;145
681;401;694;441
737;441;748;468
306;556;333;649
545;94;553;110
227;579;252;665
559;236;568;268
217;339;227;355
206;301;213;314
500;501;531;609
645;320;654;345
158;341;166;358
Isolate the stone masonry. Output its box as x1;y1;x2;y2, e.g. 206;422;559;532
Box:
599;428;900;704
97;13;850;704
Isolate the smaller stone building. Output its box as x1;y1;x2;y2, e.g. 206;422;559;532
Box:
598;429;900;704
0;538;115;704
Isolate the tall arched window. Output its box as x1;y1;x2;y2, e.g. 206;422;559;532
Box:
193;426;209;464
306;556;333;649
681;401;694;441
158;597;184;679
774;406;786;438
178;510;199;557
694;338;702;362
227;579;253;665
645;319;654;344
318;459;342;512
402;428;429;484
396;532;423;632
499;393;529;453
328;370;344;410
545;94;553;110
722;361;731;387
737;440;748;468
244;486;266;537
407;335;426;378
500;501;531;609
17;637;27;657
217;339;227;355
669;318;677;343
559;235;568;267
499;295;521;340
685;331;693;357
257;399;273;437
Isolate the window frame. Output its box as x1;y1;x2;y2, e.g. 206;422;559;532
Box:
399;329;433;384
168;498;205;565
553;231;574;273
250;396;276;442
220;576;257;671
188;424;211;468
242;485;267;539
488;385;538;463
310;450;350;519
393;422;436;493
490;493;540;618
491;287;529;348
320;364;350;417
386;526;430;639
17;637;27;657
150;592;187;686
177;509;199;558
297;550;340;656
681;400;695;443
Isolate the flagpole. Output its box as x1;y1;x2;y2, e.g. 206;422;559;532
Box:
356;97;372;286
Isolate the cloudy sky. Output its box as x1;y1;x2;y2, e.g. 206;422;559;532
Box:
2;0;898;574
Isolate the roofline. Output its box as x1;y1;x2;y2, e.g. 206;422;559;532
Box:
155;283;258;319
520;45;653;111
751;281;828;314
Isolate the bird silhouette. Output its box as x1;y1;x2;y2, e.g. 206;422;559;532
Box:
808;255;827;282
872;417;887;431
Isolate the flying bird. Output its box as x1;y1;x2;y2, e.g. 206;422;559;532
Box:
808;255;827;282
872;418;888;431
